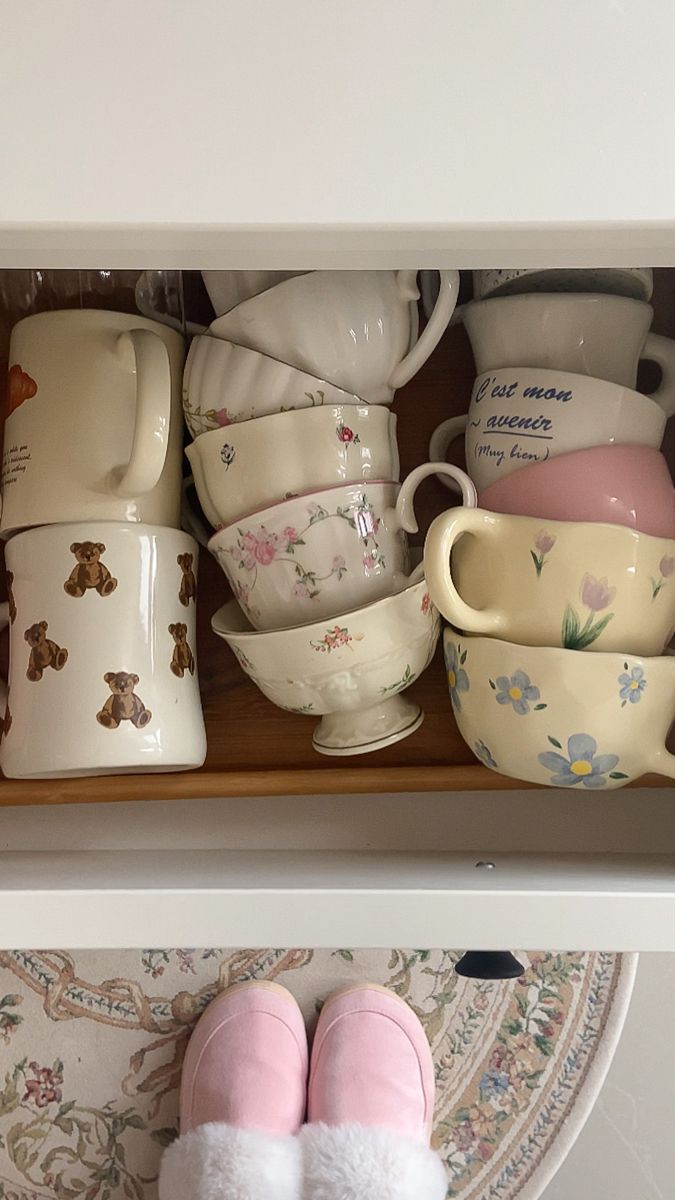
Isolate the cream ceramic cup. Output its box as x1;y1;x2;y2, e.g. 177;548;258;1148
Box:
471;268;653;302
211;269;459;404
443;628;675;790
202;270;307;316
0;524;205;778
186;405;400;530
182;335;366;437
210;463;476;630
2;310;185;535
462;293;675;416
425;509;675;655
429;368;667;492
212;578;440;755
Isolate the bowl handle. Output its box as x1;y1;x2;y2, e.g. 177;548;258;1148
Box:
428;415;469;490
387;461;476;537
388;270;460;390
423;507;505;635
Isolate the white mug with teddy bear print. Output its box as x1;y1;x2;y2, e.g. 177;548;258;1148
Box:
1;310;185;537
0;523;206;778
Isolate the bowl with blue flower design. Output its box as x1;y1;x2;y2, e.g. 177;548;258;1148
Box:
443;628;675;789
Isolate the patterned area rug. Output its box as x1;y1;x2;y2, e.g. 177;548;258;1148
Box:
0;949;636;1200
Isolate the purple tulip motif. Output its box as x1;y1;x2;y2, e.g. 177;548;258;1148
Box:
561;573;616;651
651;555;675;600
530;531;556;578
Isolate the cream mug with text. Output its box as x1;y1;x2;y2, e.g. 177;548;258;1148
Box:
425;509;675;655
462;293;675;416
2;310;185;535
429;368;666;491
1;523;205;778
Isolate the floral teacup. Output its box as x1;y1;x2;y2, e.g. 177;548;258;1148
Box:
443;628;675;789
424;509;675;655
211;578;440;755
210;463;476;630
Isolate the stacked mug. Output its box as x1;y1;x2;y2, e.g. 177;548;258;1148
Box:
0;306;206;778
183;269;478;755
424;266;675;790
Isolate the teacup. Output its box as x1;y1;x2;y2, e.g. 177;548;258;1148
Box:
471;268;653;302
209;463;476;630
186;404;399;530
211;269;460;404
182;335;365;437
2;310;185;536
429;367;666;492
211;578;440;755
478;445;675;539
442;628;675;790
1;523;206;778
462;293;675;416
201;270;307;316
425;509;675;655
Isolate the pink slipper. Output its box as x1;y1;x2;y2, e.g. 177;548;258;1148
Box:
159;980;307;1200
301;984;447;1200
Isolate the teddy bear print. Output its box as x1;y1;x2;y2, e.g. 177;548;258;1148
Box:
177;552;196;607
6;571;16;623
64;542;118;598
24;621;69;681
96;671;152;729
169;622;195;677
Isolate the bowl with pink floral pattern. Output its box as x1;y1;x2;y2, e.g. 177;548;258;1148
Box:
211;578;440;755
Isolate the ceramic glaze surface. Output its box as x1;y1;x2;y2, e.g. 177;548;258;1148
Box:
471;268;653;302
478;445;675;539
202;269;307;316
1;524;205;778
425;510;675;655
430;368;666;492
186;405;399;530
442;629;675;790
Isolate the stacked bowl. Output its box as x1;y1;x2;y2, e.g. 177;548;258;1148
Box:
183;269;479;755
424;266;675;790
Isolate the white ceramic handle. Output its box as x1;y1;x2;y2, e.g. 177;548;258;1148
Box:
385;461;477;538
388;270;460;390
113;328;171;499
0;601;9;715
423;507;505;633
428;415;469;491
181;475;213;548
643;332;675;418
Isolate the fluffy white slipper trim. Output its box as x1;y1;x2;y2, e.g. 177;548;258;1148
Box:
158;1123;301;1200
299;1123;447;1200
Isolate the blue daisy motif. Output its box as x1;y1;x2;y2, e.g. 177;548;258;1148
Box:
474;739;498;770
492;670;541;715
618;664;646;706
445;641;469;712
538;733;623;788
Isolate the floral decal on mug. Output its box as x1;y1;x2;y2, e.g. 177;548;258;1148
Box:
618;663;646;706
445;641;469;712
489;670;547;715
220;443;236;469
380;664;415;695
6;364;37;417
474;739;498;770
311;625;364;653
336;422;360;446
561;574;616;651
530;531;556;578
651;555;675;600
538;733;628;787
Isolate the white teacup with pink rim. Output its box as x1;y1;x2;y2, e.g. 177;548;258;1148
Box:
209;463;477;630
211;270;460;405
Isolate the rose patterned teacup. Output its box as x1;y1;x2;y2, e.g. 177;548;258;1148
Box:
443;628;675;790
211;578;440;755
209;463;476;630
425;509;675;655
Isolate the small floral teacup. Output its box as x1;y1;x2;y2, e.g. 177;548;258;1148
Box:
443;628;675;789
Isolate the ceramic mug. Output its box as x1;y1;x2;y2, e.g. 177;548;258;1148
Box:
461;293;675;416
211;578;440;756
0;523;206;778
2;310;185;536
201;270;307;316
443;628;675;790
429;368;667;492
211;270;459;404
478;445;675;539
186;405;400;530
209;463;476;630
471;268;653;302
425;509;675;655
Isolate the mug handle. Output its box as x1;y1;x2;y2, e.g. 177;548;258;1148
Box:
423;507;505;634
384;461;477;540
643;332;675;418
181;475;213;548
428;415;469;490
112;328;171;499
388;271;460;390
